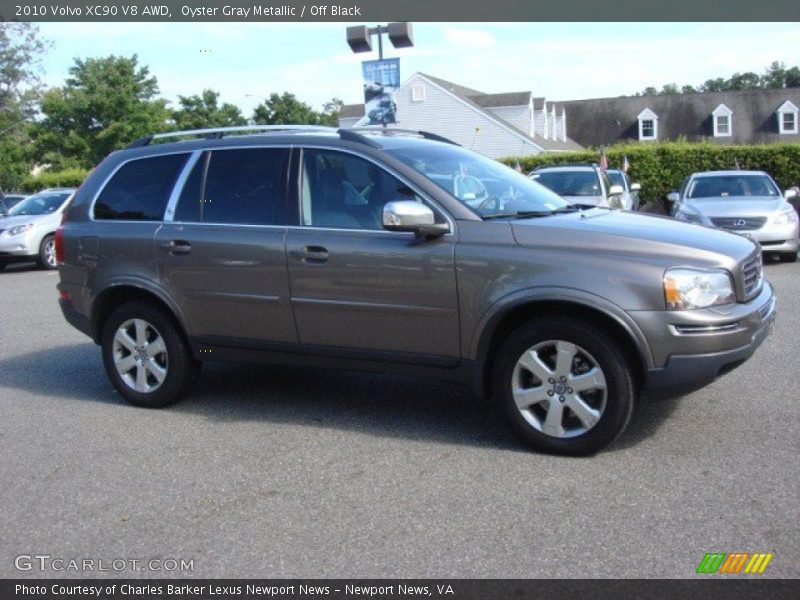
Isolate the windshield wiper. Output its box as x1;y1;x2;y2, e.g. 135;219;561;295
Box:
483;206;583;220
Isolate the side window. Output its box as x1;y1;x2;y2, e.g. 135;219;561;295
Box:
300;149;424;230
95;153;189;221
173;153;206;223
201;148;289;225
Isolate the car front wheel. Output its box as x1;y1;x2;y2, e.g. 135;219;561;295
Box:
38;234;57;270
101;301;200;408
493;317;635;456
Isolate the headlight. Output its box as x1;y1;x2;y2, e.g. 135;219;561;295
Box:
8;224;34;236
773;206;798;225
664;268;735;310
676;211;703;224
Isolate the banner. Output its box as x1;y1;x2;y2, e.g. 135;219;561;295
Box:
361;58;400;125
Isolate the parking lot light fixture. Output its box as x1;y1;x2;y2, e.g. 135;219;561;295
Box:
346;22;414;60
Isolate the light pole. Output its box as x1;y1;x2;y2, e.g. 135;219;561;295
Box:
346;22;414;59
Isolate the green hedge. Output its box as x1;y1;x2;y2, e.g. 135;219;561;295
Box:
18;168;89;193
501;142;800;204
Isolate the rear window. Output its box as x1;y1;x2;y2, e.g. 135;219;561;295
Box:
94;153;189;221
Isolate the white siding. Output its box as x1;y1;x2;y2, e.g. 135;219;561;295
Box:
368;73;543;158
486;105;532;136
534;106;547;138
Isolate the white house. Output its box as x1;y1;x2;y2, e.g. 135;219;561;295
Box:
338;73;583;158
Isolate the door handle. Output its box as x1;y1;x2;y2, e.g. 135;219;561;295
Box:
160;240;192;255
290;245;329;263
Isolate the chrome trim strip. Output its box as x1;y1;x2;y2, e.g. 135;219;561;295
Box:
671;322;742;335
164;151;203;222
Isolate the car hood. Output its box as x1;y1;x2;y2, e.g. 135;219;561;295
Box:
0;213;58;228
510;208;757;266
684;196;785;216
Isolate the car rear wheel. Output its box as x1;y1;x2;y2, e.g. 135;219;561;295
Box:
101;301;200;408
38;234;57;270
493;317;635;456
778;251;798;263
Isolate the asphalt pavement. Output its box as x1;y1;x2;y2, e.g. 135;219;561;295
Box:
0;259;798;578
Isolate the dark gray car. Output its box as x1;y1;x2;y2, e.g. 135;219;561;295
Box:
56;126;775;455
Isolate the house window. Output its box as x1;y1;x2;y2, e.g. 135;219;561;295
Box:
637;108;658;141
777;100;799;134
715;115;730;136
411;84;426;102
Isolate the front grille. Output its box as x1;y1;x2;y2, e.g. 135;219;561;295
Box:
711;216;767;230
742;254;763;299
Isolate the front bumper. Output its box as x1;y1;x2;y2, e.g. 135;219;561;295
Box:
719;221;799;253
636;282;776;399
0;230;38;259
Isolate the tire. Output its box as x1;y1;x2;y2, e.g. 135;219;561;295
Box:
0;262;7;272
492;317;635;456
38;234;57;270
101;301;200;408
778;251;798;263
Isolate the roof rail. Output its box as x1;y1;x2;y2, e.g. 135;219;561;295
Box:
126;125;339;149
346;127;460;146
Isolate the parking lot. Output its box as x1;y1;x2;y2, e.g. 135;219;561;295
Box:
0;259;798;579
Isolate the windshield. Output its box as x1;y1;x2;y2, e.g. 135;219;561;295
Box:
7;192;71;216
531;170;601;197
686;175;779;199
606;171;626;188
385;144;568;218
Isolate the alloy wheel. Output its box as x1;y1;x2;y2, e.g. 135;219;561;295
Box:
112;319;169;393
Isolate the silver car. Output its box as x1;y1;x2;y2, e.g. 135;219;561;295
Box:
0;188;75;271
669;171;799;262
531;165;628;209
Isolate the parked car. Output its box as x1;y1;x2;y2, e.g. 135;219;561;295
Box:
57;126;775;456
668;170;799;263
0;188;75;271
606;169;642;211
0;192;27;217
530;165;627;209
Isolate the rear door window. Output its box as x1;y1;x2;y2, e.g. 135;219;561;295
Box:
95;153;189;221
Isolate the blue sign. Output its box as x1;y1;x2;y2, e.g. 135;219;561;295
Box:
362;58;400;125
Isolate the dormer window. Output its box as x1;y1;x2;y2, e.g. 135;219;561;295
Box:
637;108;658;141
712;104;733;137
777;100;798;134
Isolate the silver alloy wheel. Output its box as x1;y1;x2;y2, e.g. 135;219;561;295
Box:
44;239;56;267
511;340;607;438
112;319;169;393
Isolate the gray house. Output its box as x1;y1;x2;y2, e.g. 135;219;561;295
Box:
338;72;582;158
559;88;800;147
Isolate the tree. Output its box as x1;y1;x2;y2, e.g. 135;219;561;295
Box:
0;23;49;190
252;92;323;125
172;89;246;130
660;83;680;95
726;71;761;91
319;97;344;126
34;55;170;169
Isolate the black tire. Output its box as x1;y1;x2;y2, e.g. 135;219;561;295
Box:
492;317;635;456
38;234;57;270
0;262;7;272
778;251;798;263
101;301;200;408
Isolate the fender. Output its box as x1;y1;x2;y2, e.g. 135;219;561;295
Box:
90;275;192;340
470;286;655;369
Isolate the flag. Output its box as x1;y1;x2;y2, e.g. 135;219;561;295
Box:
514;160;522;173
599;147;608;172
622;156;630;173
734;158;741;170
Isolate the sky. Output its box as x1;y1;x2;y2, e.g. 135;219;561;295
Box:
35;22;800;115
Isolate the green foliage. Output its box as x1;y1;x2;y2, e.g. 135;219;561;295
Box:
34;54;171;169
172;89;246;130
638;61;800;96
252;93;343;126
17;168;89;193
501;142;800;203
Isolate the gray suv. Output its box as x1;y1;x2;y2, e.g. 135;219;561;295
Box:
57;126;776;455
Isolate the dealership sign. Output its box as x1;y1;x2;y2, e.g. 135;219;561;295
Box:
361;58;400;125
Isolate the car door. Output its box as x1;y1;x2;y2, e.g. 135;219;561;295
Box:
156;147;297;343
285;147;460;361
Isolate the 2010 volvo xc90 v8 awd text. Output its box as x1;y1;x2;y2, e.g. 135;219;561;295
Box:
56;126;776;455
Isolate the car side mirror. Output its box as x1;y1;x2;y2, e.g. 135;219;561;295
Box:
608;185;624;197
631;183;642;192
666;192;680;204
785;188;798;200
383;200;449;238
